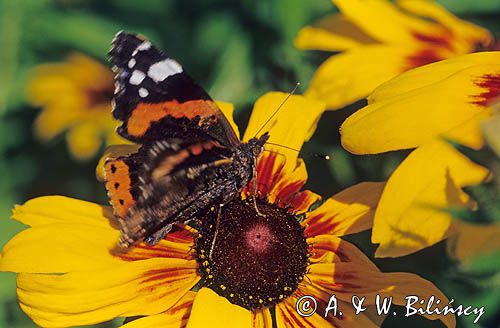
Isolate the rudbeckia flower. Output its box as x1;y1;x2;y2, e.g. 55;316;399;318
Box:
27;53;127;161
295;0;493;110
0;93;455;327
340;51;500;258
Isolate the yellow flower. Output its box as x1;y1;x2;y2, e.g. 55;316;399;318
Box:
26;53;127;161
1;93;455;327
340;51;500;258
295;0;493;109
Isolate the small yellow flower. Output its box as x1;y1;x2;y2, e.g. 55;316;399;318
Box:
296;0;493;109
340;51;500;258
0;93;455;327
27;53;127;161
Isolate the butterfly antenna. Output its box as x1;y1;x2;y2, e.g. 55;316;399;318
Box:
265;142;330;160
253;82;301;138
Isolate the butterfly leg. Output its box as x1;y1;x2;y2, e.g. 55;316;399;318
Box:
209;204;223;260
252;167;266;217
144;223;174;245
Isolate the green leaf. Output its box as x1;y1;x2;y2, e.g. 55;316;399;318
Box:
462;251;500;275
327;146;356;188
198;15;254;107
437;0;500;14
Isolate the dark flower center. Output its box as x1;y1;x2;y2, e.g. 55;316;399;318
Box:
195;197;309;310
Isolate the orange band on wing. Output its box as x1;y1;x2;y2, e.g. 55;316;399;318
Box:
104;159;136;218
151;141;222;180
126;99;217;138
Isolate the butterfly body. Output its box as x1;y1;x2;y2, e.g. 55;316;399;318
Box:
104;32;269;248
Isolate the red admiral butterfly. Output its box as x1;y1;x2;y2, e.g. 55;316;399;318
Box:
104;32;269;248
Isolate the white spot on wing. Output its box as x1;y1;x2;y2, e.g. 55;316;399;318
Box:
129;70;146;85
132;41;151;56
114;81;121;93
137;41;151;51
128;58;136;68
138;87;149;98
148;59;183;83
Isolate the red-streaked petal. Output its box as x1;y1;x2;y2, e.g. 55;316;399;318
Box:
252;308;273;328
119;225;196;262
275;298;333;328
243;92;325;169
303;182;385;237
306;262;455;327
307;235;378;270
122;291;196;328
472;73;500;107
17;258;199;327
341;52;500;154
244;152;321;214
396;0;493;51
404;48;447;71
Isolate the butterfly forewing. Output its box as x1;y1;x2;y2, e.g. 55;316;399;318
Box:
109;31;239;147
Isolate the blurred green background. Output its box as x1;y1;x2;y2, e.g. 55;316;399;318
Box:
0;0;499;327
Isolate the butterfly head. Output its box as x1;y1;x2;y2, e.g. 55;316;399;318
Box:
247;132;270;161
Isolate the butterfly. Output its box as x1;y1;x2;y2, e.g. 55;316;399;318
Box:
104;31;269;249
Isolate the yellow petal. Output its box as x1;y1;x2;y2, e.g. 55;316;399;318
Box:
341;52;500;154
447;221;500;261
1;196;200;326
10;195;115;228
32;103;82;141
1;197;194;272
252;309;273;328
304;182;385;237
61;53;113;87
122;291;196;328
26;65;85;108
372;140;489;258
1;221;121;272
369;52;500;103
481;109;500;157
66;121;103;160
96;144;141;182
215;100;240;140
291;237;385;326
396;0;492;51
186;288;251;328
295;26;363;52
244;92;325;171
306;262;455;327
17;258;198;327
305;45;410;110
295;14;378;51
332;0;443;46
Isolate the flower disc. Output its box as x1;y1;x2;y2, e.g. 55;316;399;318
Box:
195;198;309;309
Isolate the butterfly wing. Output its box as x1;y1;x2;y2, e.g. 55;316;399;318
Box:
109;31;240;147
105;139;242;248
104;152;143;219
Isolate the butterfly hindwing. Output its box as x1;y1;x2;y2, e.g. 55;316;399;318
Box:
109;31;239;147
104;155;142;219
117;139;238;247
